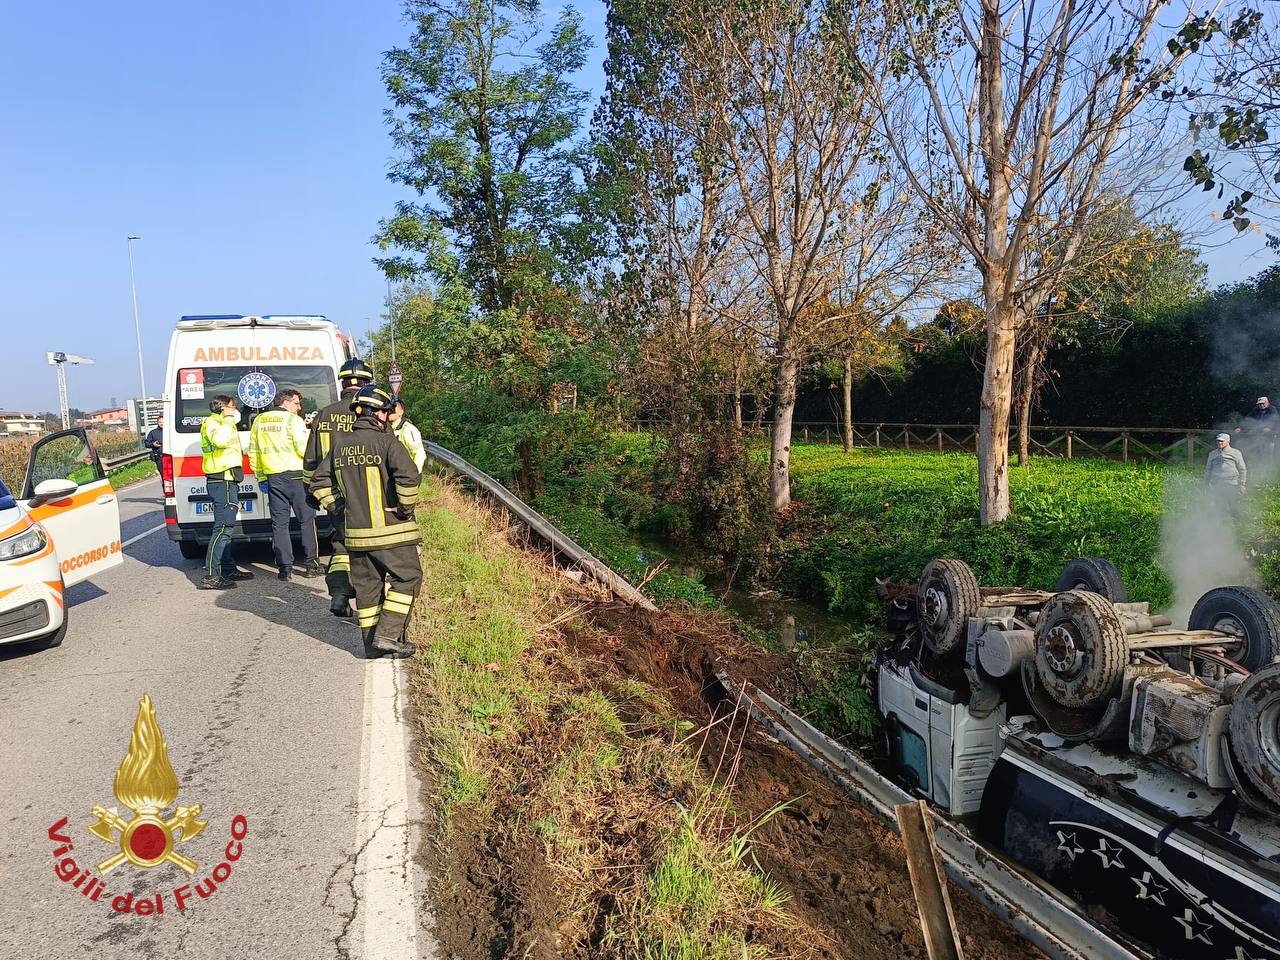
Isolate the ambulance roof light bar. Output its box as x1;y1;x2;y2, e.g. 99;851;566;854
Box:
176;314;330;330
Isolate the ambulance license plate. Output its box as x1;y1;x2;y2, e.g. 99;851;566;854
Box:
194;501;254;515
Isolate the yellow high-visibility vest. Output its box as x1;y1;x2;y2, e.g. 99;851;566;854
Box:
249;407;309;477
200;412;242;476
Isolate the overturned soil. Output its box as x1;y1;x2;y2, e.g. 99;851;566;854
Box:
563;602;1044;960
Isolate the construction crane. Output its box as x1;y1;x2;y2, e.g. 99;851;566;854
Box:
47;352;95;429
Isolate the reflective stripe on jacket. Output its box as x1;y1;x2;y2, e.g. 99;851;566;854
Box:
200;412;242;476
309;417;422;551
249;408;309;476
393;419;427;472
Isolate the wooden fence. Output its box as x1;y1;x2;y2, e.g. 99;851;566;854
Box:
622;421;1260;466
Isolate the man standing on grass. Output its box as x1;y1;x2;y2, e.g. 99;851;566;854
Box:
249;388;321;581
310;385;421;658
1205;432;1247;518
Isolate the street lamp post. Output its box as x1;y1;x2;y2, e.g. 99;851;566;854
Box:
126;235;148;426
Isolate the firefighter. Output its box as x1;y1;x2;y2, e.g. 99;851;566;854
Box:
304;358;375;615
199;395;254;590
309;385;422;658
249;388;321;580
389;398;427;472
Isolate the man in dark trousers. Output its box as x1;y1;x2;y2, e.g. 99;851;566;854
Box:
304;358;375;615
310;385;421;658
249;388;321;580
144;415;164;475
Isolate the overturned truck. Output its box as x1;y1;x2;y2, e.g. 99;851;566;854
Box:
881;558;1280;960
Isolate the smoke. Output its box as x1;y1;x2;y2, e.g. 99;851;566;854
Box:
1159;423;1274;627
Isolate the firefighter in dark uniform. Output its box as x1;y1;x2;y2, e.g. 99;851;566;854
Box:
309;385;421;658
304;358;375;615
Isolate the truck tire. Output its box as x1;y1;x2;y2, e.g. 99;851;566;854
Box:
1188;586;1280;672
1228;662;1280;810
179;540;204;560
1034;590;1128;709
1054;558;1126;602
917;559;980;655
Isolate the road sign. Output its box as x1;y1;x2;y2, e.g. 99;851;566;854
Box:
388;362;403;395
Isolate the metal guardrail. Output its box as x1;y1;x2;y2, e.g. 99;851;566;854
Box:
102;450;150;471
424;441;658;612
715;671;1136;960
428;439;1135;960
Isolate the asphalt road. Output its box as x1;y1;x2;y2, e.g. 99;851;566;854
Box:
0;476;434;960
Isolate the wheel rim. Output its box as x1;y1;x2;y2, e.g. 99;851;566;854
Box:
1044;623;1085;678
1259;698;1280;775
1212;614;1248;659
1069;579;1090;592
923;584;950;632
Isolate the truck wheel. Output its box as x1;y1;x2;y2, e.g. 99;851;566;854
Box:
178;541;204;560
1054;558;1126;602
1228;662;1280;810
1034;590;1128;709
917;559;980;655
1188;586;1280;672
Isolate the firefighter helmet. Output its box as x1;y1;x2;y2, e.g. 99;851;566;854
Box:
338;358;375;385
350;384;394;414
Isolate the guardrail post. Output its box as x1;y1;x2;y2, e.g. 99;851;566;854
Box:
1122;432;1129;462
1066;431;1073;459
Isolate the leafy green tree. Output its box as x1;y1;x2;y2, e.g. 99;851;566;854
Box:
376;0;611;493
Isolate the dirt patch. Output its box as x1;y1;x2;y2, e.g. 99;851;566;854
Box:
562;600;1043;960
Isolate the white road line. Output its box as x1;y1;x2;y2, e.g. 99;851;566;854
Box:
355;658;426;959
122;522;167;549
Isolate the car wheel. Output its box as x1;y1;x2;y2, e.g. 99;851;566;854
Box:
1054;558;1126;602
1034;590;1128;709
1188;586;1280;672
917;559;980;655
1228;662;1280;810
178;540;204;560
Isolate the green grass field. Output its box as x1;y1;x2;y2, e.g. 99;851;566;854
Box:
777;445;1259;620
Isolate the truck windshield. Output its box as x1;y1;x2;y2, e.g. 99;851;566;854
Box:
175;366;338;432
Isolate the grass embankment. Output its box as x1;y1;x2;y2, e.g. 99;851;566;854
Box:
410;476;815;959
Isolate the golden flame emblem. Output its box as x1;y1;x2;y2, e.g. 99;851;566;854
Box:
88;695;206;874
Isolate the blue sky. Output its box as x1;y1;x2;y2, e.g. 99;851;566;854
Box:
0;0;1269;414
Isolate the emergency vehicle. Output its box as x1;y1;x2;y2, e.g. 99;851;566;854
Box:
0;428;124;649
160;315;355;558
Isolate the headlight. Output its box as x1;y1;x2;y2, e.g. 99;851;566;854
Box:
0;524;48;561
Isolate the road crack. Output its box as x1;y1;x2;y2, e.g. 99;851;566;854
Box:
322;804;395;960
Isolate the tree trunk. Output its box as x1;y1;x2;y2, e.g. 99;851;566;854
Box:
733;384;743;433
613;390;622;430
769;352;800;513
1015;337;1045;467
979;302;1017;524
842;354;854;453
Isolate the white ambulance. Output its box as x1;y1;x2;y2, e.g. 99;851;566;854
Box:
160;315;356;559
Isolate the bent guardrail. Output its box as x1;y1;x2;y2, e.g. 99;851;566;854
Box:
424;441;658;612
103;450;151;471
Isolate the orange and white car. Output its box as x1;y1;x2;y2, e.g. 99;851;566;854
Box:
0;428;123;650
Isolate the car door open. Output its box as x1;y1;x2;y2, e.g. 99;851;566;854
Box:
22;428;124;586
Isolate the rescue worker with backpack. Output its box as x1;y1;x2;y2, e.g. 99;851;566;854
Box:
309;385;422;658
389;398;426;472
304;358;374;616
199;394;254;590
249;388;321;581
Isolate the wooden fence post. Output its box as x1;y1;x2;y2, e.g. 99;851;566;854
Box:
936;429;943;452
1187;434;1195;466
905;428;911;451
1122;432;1129;462
1066;431;1073;459
875;426;881;448
803;425;809;442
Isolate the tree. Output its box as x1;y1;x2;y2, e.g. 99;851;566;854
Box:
880;0;1220;523
669;0;946;513
377;0;606;493
1013;202;1207;464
